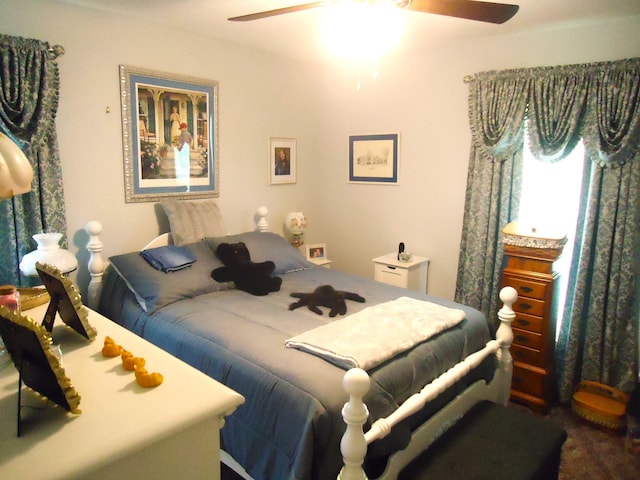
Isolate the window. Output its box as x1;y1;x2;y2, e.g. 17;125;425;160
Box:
517;138;585;338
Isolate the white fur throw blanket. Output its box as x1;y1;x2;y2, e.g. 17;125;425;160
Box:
285;296;465;370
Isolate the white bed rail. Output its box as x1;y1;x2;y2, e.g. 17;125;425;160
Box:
338;286;517;480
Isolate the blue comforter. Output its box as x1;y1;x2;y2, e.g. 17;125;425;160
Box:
99;266;492;480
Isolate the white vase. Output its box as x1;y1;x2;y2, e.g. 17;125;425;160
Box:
19;233;78;276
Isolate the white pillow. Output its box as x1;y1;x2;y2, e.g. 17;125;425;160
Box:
161;199;227;246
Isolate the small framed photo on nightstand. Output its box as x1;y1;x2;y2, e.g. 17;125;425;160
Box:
306;244;331;268
306;244;327;261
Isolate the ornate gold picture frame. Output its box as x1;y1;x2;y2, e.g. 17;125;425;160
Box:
0;306;81;416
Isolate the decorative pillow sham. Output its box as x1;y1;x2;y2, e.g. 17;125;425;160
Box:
161;198;227;246
109;240;227;313
206;231;312;275
140;245;196;273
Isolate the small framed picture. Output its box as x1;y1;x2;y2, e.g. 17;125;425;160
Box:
268;137;296;185
349;133;399;184
306;243;327;262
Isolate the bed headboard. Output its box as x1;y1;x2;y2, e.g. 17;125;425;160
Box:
84;205;271;310
142;233;174;250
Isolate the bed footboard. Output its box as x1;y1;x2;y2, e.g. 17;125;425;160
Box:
338;286;517;480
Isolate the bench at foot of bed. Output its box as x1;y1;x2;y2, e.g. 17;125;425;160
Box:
398;400;567;480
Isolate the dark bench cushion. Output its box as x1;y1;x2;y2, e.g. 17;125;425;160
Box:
399;401;567;480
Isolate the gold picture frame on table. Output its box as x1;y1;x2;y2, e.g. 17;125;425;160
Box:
0;306;82;420
0;263;96;431
35;263;97;339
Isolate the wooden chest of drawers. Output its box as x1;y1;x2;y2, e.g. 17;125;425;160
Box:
502;244;563;413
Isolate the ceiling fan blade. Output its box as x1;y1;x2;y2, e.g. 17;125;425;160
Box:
228;2;326;22
407;0;519;24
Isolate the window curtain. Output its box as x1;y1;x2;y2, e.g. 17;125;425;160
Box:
455;58;640;402
0;34;67;286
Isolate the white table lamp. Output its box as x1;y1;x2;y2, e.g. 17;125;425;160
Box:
285;211;307;247
19;232;78;276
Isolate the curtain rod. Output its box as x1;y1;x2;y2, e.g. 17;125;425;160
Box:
48;44;65;59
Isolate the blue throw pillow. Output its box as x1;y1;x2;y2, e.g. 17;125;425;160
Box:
109;240;228;312
140;245;197;273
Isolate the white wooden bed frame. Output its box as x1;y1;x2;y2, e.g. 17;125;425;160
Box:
83;219;516;480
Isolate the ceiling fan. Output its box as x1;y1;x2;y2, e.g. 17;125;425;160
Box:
228;0;520;25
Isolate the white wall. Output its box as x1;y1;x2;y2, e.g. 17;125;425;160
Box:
0;0;322;288
2;0;639;302
309;15;640;299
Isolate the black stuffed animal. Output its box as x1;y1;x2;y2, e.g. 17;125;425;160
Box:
289;285;365;317
212;242;282;296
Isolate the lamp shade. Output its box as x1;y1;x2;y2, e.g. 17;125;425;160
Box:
20;233;78;276
0;132;33;199
285;211;307;235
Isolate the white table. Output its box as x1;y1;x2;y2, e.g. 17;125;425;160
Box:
0;303;244;480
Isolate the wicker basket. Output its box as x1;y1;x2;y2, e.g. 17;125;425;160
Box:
572;381;629;430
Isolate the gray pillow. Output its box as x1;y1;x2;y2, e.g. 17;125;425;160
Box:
161;198;227;246
206;231;312;275
109;240;228;312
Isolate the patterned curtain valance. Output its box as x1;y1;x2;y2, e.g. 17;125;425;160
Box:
0;34;61;153
468;70;528;163
0;34;67;287
468;57;640;167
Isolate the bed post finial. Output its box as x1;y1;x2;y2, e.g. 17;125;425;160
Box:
338;368;370;480
256;206;269;232
85;221;105;310
495;286;517;405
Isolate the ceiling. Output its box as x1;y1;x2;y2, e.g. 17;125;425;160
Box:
57;0;640;62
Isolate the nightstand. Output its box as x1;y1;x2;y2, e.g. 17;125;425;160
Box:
310;258;332;269
0;303;244;480
373;253;429;292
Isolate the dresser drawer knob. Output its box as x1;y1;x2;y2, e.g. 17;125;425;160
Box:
516;335;529;343
519;286;533;293
516;319;530;327
518;302;532;310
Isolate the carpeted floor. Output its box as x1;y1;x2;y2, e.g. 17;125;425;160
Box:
543;403;640;480
221;403;640;479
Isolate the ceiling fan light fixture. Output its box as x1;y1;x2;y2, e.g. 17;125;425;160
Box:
320;0;405;61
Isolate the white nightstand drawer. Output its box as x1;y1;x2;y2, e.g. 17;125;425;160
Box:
372;253;429;292
375;263;409;288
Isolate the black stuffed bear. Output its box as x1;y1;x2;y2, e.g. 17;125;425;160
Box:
289;285;365;317
212;242;282;296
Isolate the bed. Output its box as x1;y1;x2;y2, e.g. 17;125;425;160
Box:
83;200;515;480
